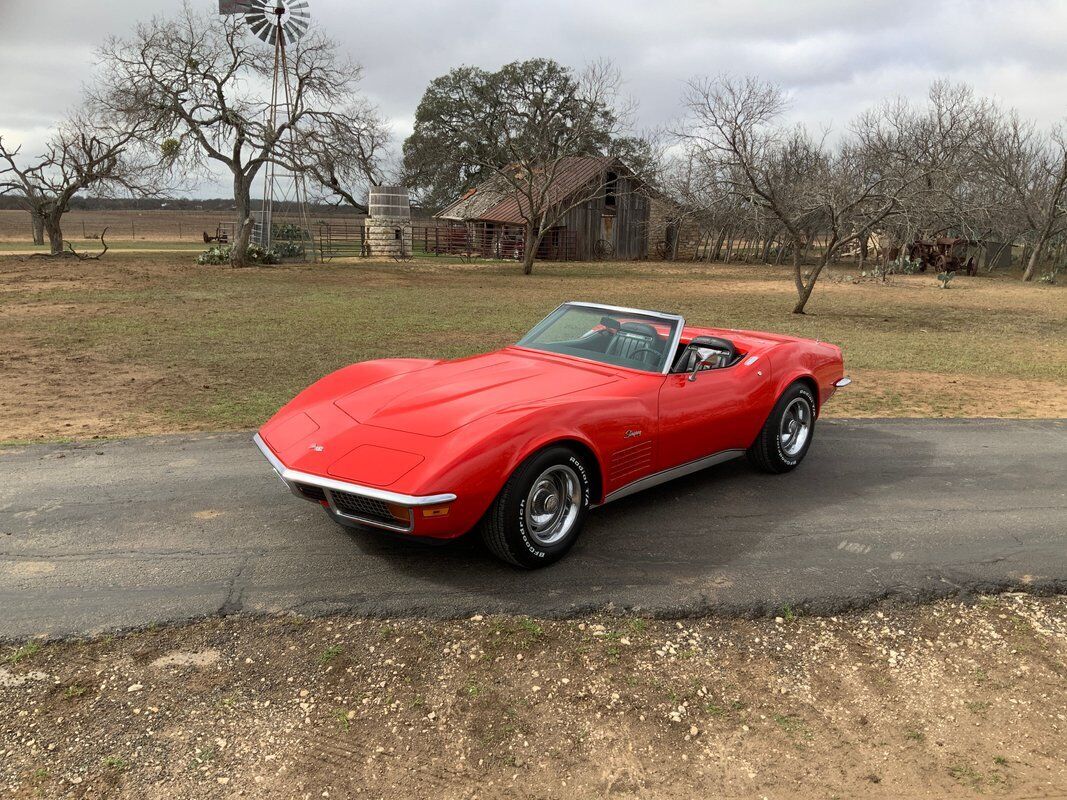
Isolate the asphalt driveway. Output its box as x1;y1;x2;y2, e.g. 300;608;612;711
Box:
1;419;1064;639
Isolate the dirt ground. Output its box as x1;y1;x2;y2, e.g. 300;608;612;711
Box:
1;251;1064;443
1;594;1064;799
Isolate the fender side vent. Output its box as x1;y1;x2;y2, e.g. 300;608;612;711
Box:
609;441;653;483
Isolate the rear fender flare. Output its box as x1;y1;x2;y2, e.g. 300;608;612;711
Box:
772;370;821;416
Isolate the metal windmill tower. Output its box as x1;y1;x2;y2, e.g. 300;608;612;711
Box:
219;0;316;260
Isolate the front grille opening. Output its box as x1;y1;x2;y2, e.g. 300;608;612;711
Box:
295;483;327;502
329;489;411;529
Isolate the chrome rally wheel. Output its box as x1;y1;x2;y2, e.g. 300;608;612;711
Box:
525;465;582;546
747;382;817;473
481;446;592;568
778;396;813;458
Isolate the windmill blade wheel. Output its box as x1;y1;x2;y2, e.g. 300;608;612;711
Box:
243;0;311;44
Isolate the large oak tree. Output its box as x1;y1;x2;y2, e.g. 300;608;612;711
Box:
403;58;637;274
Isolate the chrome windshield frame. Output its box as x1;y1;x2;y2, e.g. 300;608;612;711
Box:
518;301;686;376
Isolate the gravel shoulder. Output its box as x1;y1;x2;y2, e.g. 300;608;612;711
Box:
2;594;1065;799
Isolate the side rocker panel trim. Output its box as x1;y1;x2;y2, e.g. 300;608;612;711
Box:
599;449;746;504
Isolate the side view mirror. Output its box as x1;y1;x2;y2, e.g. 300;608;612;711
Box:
688;355;716;382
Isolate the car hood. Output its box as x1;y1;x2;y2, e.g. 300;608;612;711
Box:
332;349;619;437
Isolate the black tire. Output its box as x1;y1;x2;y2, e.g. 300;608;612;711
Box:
480;445;592;568
747;382;817;474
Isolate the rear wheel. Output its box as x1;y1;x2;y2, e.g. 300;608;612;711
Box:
481;446;592;568
747;382;816;473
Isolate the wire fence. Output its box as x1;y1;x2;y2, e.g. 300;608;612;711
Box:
317;221;580;262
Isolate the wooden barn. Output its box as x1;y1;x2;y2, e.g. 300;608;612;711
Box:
435;156;649;261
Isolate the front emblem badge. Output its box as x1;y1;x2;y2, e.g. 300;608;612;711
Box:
624;429;642;439
309;444;325;452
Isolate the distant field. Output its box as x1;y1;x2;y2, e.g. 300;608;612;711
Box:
0;240;203;253
0;208;364;243
0;251;1063;443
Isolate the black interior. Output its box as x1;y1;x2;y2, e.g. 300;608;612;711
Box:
604;322;664;365
555;318;743;374
671;335;744;374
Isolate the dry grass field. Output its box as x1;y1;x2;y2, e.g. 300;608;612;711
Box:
0;250;1064;443
0;209;234;244
0;209;363;246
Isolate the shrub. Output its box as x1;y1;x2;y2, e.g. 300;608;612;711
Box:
272;222;308;241
273;240;305;258
271;222;307;258
861;256;923;280
196;243;279;265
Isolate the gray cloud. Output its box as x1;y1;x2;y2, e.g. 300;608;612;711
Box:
1;0;1065;196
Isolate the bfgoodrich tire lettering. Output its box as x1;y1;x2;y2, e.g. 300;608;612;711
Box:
747;382;816;473
481;446;592;568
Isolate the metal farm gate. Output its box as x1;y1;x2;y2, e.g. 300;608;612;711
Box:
317;222;367;260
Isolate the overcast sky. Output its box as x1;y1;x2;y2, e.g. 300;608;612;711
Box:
2;0;1066;197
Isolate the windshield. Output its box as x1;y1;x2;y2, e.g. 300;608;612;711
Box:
517;303;682;373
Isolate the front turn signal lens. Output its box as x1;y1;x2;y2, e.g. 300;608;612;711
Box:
421;505;451;518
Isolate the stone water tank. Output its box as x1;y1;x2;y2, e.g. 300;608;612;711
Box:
365;186;413;258
368;186;412;220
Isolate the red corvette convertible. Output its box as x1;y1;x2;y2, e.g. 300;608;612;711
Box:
255;302;849;567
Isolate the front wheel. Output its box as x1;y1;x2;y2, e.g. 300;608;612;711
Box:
747;382;816;473
480;446;592;568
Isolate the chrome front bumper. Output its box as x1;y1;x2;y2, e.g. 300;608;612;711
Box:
252;433;456;533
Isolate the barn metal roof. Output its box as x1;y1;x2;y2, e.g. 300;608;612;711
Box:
435;156;616;225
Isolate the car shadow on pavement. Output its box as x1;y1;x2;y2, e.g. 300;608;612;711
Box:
323;421;931;614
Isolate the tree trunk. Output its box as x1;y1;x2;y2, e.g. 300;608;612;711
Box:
30;212;44;246
711;227;727;261
522;221;538;275
858;232;869;271
231;178;254;267
791;244;805;298
1022;237;1043;282
792;234;836;314
696;232;710;261
45;212;64;256
1022;221;1056;281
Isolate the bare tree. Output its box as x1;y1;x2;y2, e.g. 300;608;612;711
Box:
677;77;835;312
300;100;391;212
861;83;994;263
653;145;732;260
678;77;993;312
96;4;370;266
0;113;160;256
977;110;1067;281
